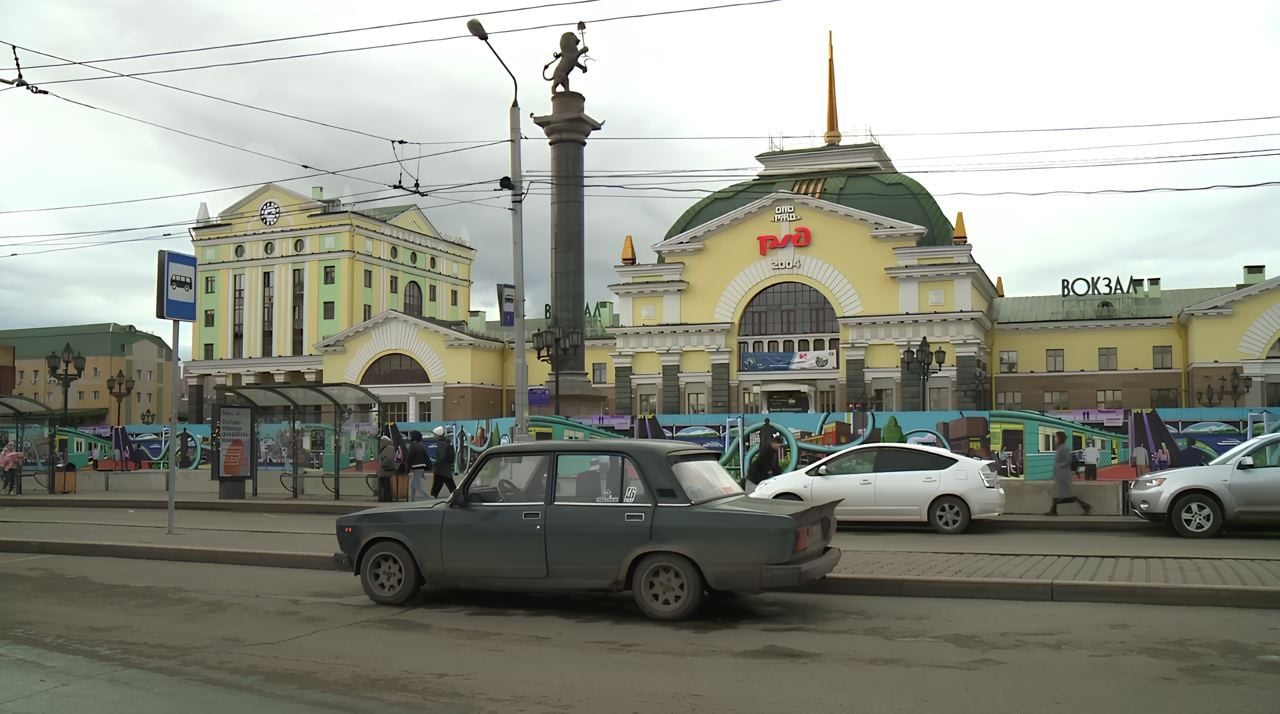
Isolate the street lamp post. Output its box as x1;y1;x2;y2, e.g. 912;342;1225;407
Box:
1197;368;1252;408
468;18;529;441
45;342;86;430
106;369;136;426
902;337;947;411
534;326;582;416
963;362;989;411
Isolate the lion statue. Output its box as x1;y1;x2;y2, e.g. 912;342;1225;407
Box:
543;31;588;93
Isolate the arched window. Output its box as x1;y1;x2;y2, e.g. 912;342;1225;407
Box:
1269;339;1280;358
739;282;838;337
404;281;423;318
360;353;429;385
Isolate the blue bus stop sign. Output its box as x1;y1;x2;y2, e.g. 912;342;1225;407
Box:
155;250;197;322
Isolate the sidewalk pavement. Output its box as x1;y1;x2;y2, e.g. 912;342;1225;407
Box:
0;504;1276;610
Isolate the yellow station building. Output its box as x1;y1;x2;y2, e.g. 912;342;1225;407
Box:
183;46;1280;421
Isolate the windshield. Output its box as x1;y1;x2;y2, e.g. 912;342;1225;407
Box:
1208;436;1278;466
670;457;743;503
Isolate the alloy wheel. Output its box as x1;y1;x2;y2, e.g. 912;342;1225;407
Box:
1179;502;1215;533
641;564;688;613
368;552;405;596
936;502;963;530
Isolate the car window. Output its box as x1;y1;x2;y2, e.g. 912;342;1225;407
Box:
876;448;954;473
554;454;649;504
670;456;742;503
823;449;876;475
1246;442;1280;468
467;453;550;503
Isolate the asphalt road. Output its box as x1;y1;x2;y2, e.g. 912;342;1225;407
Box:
2;555;1278;713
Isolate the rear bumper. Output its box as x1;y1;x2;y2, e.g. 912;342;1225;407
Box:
334;552;354;573
970;488;1006;520
760;547;842;589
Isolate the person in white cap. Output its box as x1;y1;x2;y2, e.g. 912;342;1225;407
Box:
430;426;457;497
376;434;396;502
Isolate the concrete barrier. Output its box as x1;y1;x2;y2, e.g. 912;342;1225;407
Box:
999;478;1123;515
0;538;335;570
61;469;378;500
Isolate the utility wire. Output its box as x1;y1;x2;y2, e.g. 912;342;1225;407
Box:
26;1;782;86
2;0;604;70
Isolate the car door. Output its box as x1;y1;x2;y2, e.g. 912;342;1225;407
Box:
809;447;879;518
871;447;946;519
545;452;655;587
440;452;551;579
1229;441;1280;516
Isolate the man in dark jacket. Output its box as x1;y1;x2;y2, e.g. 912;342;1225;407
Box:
430;426;457;497
406;430;432;500
376;435;396;502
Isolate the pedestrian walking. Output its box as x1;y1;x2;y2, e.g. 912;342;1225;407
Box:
376;435;396;502
1;442;20;495
406;431;432;501
430;426;457;498
1082;440;1100;481
90;445;101;471
746;434;783;486
354;441;366;472
1046;431;1092;516
1155;444;1171;472
1131;443;1150;477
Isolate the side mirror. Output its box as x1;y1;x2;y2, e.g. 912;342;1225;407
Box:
1238;456;1255;470
449;489;469;507
816;465;830;476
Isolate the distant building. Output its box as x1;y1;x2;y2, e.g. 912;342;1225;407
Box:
0;323;173;424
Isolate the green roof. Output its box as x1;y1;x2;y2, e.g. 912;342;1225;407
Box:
663;170;954;247
0;323;172;360
992;287;1234;323
356;205;414;222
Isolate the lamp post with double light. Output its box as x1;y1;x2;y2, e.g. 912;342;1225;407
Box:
1197;367;1253;408
45;342;86;430
534;326;582;416
107;369;135;426
902;337;947;411
467;17;529;441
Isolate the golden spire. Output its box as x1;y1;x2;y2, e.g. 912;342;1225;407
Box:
995;276;1005;297
621;234;636;265
823;31;841;147
952;211;968;244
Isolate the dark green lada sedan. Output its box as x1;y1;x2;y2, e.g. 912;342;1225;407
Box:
335;440;840;620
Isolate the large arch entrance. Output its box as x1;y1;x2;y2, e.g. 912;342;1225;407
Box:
736;282;839;413
360;353;433;422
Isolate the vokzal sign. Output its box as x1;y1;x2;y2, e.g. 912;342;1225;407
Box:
1061;275;1140;297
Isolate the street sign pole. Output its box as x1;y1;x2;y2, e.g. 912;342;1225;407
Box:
156;250;197;536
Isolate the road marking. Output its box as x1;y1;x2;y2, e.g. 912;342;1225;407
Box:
0;555;50;566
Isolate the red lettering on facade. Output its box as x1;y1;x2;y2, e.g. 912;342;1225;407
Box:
756;226;813;255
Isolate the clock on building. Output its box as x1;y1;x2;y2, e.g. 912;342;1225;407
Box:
259;200;281;226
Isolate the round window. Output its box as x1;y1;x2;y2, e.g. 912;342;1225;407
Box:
293;239;304;253
410;251;418;264
263;241;275;255
390;246;399;260
234;244;246;258
429;256;437;270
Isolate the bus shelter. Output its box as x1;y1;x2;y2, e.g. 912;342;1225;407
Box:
0;395;57;495
212;383;381;500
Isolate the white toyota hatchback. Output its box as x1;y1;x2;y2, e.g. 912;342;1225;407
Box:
749;442;1005;534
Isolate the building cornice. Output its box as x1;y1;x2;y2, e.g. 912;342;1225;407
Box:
614;262;685;278
997;317;1172;331
606;280;689;296
184;355;323;375
841;311;992;330
997;368;1181;377
608;323;732;336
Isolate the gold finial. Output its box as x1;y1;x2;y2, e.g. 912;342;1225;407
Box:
823;31;841;147
995;276;1005;297
952;211;968;244
621;234;636;265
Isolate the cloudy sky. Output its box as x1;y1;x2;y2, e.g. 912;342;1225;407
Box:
2;0;1279;359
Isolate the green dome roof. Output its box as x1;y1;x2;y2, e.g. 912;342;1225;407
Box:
664;168;953;247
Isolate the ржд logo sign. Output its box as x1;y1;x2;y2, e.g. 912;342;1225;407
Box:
757;226;812;255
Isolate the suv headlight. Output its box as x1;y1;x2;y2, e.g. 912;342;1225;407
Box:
1133;478;1166;490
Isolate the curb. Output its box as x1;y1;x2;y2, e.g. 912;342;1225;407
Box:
805;574;1280;610
0;539;335;571
4;539;1277;610
0;497;366;515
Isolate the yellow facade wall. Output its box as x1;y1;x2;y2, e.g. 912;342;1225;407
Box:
1186;289;1280;362
632;297;662;326
865;344;902;369
631;352;661;376
918;280;954;312
681;350;711;374
994;325;1182;371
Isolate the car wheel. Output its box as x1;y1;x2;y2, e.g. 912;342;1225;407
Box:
632;553;705;621
772;493;803;501
929;496;971;534
1170;493;1223;538
360;541;420;606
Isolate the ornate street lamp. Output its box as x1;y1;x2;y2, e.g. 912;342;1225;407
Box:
140;409;155;425
902;337;947;411
534;326;582;416
45;342;86;428
1199;367;1253;408
106;369;136;426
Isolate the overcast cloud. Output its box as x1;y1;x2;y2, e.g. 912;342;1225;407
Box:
2;0;1279;359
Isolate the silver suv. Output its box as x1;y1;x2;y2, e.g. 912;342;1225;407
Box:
1129;433;1280;537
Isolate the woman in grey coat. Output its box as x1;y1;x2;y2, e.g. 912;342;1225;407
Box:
1046;431;1092;516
